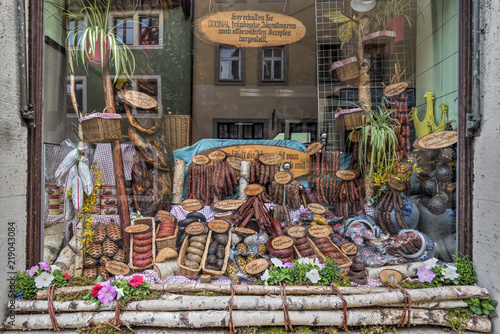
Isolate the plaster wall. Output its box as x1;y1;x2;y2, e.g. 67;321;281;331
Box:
474;0;500;332
0;0;28;323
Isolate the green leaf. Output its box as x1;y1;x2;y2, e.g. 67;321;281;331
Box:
490;310;498;318
490;300;498;307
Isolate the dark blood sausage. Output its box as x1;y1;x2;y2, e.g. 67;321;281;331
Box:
269;247;294;258
186;211;207;223
313;237;330;245
133;257;153;267
296;242;311;251
133;252;152;261
295;237;308;245
133;244;152;254
134;231;153;240
300;248;315;257
133;237;152;247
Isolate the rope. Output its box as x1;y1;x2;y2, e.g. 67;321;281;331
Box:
279;282;293;332
229;282;236;334
386;283;412;327
107;299;137;333
330;283;348;331
114;299;121;328
47;285;60;332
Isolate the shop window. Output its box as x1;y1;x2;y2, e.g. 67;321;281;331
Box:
67;19;85;47
217;46;245;84
277;118;318;143
110;11;163;48
113;75;162;117
215;119;267;139
260;46;287;84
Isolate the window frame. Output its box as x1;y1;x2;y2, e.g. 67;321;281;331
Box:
215;45;246;85
259;46;288;85
109;9;164;49
66;76;87;117
111;74;163;117
213;119;268;140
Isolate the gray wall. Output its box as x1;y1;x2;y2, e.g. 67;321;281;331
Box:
474;0;500;331
0;0;28;323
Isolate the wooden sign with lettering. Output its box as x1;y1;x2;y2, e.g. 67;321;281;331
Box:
305;142;323;155
274;171;293;184
272;236;294;250
208;219;230;233
212;199;245;211
246;258;269;275
227;156;243;170
192;155;210;165
308;225;331;238
182;199;204;211
287;226;306;238
233;227;256;235
124;224;151;234
379;269;403;283
336;169;356;181
341;243;358;256
156;210;176;222
259;153;282;165
384;82;408;97
106;261;131;276
201;144;310;177
415;131;457;149
196;11;307;48
388;174;406;191
307;203;327;215
120;90;157;109
185;222;206;235
208;150;227;162
244;184;264;196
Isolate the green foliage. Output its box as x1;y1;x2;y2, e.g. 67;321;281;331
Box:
447;309;469;333
465;297;498;318
83;275;151;308
396;280;429;289
366;0;418;34
67;275;97;287
263;257;341;286
194;291;219;297
453;252;477;285
12;271;38;300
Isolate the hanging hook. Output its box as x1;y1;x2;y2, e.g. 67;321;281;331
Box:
209;0;215;12
283;0;288;13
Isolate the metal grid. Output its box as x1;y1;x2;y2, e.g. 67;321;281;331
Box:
315;0;417;152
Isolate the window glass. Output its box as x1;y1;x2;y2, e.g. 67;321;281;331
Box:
41;0;460;271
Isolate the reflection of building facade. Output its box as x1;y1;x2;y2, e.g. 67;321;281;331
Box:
192;0;318;143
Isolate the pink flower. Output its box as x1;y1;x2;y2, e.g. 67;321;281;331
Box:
26;265;39;277
129;275;144;288
283;262;294;268
62;273;71;280
417;267;436;283
38;262;51;271
97;285;116;304
91;284;103;298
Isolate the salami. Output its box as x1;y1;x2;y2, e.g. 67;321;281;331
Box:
133;237;152;247
300;248;315;257
134;231;153;240
296;242;311;251
133;257;153;267
295;237;308;245
133;244;152;254
133;252;152;260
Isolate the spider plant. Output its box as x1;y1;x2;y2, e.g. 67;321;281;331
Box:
49;0;136;80
348;101;400;177
365;0;417;33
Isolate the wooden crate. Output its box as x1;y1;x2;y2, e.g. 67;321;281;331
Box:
164;115;192;150
308;237;352;274
129;217;156;271
293;238;325;262
177;231;209;279
202;230;232;279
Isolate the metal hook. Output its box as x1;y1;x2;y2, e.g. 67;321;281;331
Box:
283;0;288;13
209;0;215;12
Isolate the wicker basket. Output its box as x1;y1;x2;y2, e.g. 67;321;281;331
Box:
156;224;179;251
330;56;359;82
308;237;352;274
177;231;209;279
164;115;192;150
80;112;122;143
129;217;156;271
335;108;364;132
202;230;231;279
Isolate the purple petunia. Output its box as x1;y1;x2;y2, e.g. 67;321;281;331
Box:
38;262;51;271
283;262;294;268
97;285;116;304
417;267;436;283
26;265;39;277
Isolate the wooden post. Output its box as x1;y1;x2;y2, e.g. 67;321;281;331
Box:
102;66;131;254
358;15;371;107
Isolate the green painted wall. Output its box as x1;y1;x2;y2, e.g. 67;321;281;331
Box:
415;0;459;129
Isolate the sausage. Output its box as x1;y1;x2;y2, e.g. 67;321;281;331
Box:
300;248;315;257
269;247;293;258
178;217;198;227
133;257;153;267
133;252;152;260
296;242;312;251
277;255;294;263
134;231;153;240
271;220;283;237
186;211;207;223
133;237;152;247
313;237;330;245
133;244;152;254
295;237;308;245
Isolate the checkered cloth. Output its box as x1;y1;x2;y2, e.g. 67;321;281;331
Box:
93;143;136;185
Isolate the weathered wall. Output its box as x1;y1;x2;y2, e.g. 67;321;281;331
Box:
474;0;500;332
0;0;28;324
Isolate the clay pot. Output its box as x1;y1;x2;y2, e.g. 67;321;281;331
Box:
384;15;405;42
84;34;110;66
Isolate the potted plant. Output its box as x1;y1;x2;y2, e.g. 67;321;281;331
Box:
366;0;417;42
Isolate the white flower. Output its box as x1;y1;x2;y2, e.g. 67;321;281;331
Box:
35;272;54;289
298;258;313;265
261;269;270;285
313;258;322;267
271;258;284;268
423;258;439;269
115;287;125;300
50;265;61;272
442;265;459;280
305;269;321;284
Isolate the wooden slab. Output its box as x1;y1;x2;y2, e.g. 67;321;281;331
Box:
259;153;282;165
233;227;256;236
120;90;157;109
415;131;458;149
201;144;310;177
208;150;227;162
305;142;323;155
379;269;403;283
156;210;176;222
244;184;264;196
341;243;358;256
336;170;356;181
307;203;327;215
246;258;269;275
271;236;294;250
212;199;245;211
388;175;406;191
384;82;408;97
182;199;205;211
185;222;206;235
124;224;151;234
192;155;210;165
287;226;306;238
106;261;131;276
274;171;293;184
196;11;306;48
208;219;230;233
308;225;331;238
227;156;243;170
156;247;178;263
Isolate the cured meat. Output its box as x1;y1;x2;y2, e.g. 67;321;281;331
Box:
106;220;122;242
93;223;106;243
133;237;152;247
120;96;161;134
129;127;174;172
102;238;118;257
133;243;152;254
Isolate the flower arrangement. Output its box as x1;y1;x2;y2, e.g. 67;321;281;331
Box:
261;257;341;286
83;275;151;308
415;254;477;287
12;262;71;300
